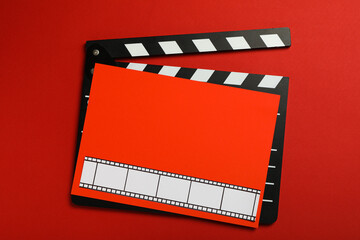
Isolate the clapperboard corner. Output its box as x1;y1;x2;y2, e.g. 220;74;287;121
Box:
71;27;291;226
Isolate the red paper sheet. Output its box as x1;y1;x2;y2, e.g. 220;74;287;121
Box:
71;63;280;228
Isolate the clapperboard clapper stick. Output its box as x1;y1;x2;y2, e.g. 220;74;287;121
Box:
71;27;291;225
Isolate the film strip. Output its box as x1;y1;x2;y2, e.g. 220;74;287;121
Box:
74;27;290;224
80;156;261;222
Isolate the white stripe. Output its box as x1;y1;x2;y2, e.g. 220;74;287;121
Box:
158;41;183;55
265;182;274;185
127;63;147;71
268;165;276;169
277;113;280;116
260;34;285;48
258;75;282;88
85;95;89;98
192;39;217;52
262;199;273;203
125;43;149;57
271;149;277;152
190;69;215;82
226;36;251;50
158;66;181;77
223;72;248;85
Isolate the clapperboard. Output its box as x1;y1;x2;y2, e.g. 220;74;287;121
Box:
71;27;291;227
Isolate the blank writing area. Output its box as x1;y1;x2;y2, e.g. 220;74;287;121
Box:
221;188;257;216
125;170;159;196
93;164;128;190
157;176;191;202
80;161;96;184
188;182;223;209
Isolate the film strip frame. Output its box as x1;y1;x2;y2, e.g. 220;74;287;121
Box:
80;156;261;222
74;27;290;225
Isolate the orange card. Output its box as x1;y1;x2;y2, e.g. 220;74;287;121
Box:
71;63;280;228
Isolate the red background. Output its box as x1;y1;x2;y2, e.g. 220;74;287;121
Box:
0;0;359;239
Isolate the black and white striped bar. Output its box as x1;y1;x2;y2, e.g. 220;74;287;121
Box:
123;62;284;89
80;157;261;222
87;28;290;58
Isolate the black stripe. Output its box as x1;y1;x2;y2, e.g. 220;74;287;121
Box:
175;67;197;79
238;73;264;89
207;71;230;84
143;64;162;74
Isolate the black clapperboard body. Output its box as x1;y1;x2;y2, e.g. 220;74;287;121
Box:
72;27;291;224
